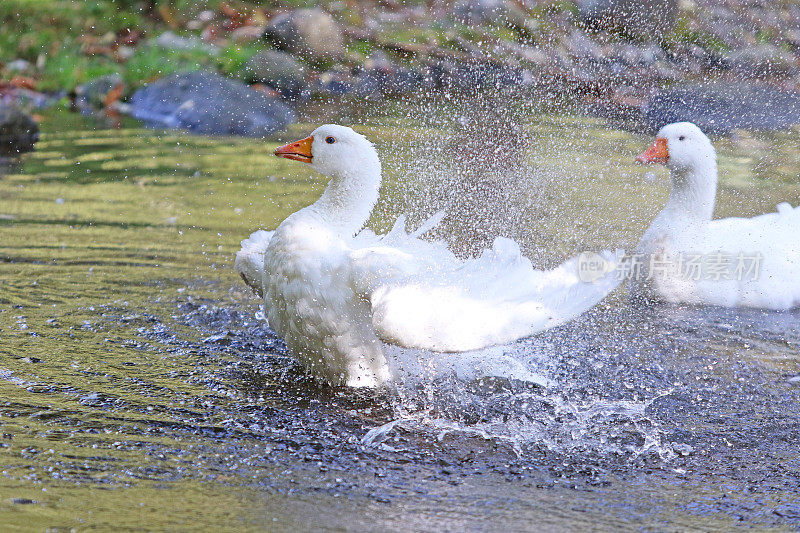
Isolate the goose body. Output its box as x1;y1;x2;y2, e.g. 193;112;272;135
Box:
632;122;800;310
236;125;622;387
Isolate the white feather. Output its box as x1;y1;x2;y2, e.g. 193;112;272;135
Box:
234;229;274;298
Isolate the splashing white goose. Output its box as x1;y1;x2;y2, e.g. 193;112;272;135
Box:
632;121;800;309
236;125;621;387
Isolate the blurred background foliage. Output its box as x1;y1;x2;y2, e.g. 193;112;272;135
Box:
0;0;732;92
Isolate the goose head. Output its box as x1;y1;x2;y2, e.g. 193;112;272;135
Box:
636;122;718;223
274;124;379;178
273;124;382;234
636;122;716;175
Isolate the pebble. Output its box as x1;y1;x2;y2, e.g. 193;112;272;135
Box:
5;59;31;72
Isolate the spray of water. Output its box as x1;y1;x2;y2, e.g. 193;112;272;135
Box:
326;84;678;461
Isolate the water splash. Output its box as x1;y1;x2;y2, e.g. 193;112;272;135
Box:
375;357;679;462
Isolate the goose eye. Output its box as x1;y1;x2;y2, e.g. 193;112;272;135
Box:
678;136;685;141
326;136;336;144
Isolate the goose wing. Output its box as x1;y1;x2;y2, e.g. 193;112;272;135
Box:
348;214;623;352
706;202;800;254
234;229;275;297
703;203;800;309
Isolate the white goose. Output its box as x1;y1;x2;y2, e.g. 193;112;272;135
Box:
236;125;621;387
632;121;800;309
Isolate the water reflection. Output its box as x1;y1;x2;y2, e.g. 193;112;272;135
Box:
0;157;21;178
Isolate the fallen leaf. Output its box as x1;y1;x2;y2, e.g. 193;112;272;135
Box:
103;83;125;108
10;76;37;90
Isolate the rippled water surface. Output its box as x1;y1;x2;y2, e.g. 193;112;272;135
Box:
1;109;800;530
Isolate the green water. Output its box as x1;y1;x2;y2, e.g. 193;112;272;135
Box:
0;109;799;531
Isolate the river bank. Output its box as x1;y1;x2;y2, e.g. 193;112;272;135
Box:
3;0;800;144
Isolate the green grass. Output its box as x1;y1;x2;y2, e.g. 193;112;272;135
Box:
27;39;262;92
664;15;730;53
0;1;144;61
0;0;265;91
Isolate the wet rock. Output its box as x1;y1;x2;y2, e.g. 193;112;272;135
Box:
453;0;527;28
588;87;647;128
425;61;480;91
263;9;344;60
0;106;38;156
723;44;798;78
202;331;233;344
577;0;678;40
675;43;726;72
75;74;125;111
672;443;694;456
130;71;295;137
241;49;306;98
642;82;800;133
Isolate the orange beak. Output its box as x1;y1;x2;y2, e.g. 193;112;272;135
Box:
275;136;313;163
636;137;669;164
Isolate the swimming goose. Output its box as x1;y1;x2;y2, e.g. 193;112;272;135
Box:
632;121;800;309
236;124;621;387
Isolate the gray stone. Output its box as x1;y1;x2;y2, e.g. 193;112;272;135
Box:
0;106;38;156
353;67;427;98
643;82;800;133
130;71;295;137
307;70;355;97
351;53;428;97
453;0;527;28
577;0;678;40
5;59;31;72
425;60;526;92
154;31;219;56
230;25;263;44
75;74;125;110
241;49;306;98
263;9;344;60
724;44;798;78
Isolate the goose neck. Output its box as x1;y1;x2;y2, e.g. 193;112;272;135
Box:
665;161;717;224
311;163;381;237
